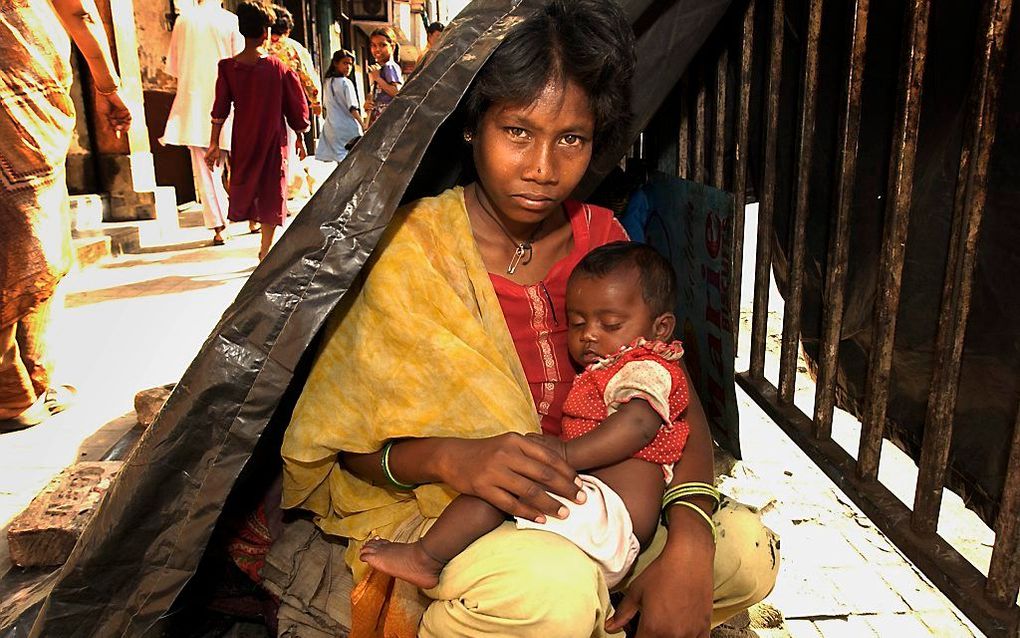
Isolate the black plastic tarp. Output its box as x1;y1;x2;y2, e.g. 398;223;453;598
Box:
0;1;730;635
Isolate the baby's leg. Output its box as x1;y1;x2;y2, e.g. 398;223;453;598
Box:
360;494;505;589
590;458;665;547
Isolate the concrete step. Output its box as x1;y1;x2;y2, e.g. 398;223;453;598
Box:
69;194;109;232
72;234;112;267
177;202;206;229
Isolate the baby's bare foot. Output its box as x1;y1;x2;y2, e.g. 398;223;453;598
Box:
360;538;445;589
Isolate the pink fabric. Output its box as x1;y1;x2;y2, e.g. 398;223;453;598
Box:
490;202;628;435
562;339;690;465
211;56;309;226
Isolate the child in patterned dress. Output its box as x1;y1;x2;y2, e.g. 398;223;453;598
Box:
362;241;693;590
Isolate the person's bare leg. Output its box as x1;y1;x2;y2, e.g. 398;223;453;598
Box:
360;494;506;589
259;224;276;261
591;458;665;548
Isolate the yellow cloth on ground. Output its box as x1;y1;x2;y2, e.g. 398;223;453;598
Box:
281;186;540;581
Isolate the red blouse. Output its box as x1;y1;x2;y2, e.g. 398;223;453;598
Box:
491;201;628;435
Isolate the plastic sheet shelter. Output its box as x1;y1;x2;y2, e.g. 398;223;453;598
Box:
0;0;731;635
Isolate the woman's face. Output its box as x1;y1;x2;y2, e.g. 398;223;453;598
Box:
335;57;353;76
472;78;595;227
370;35;393;63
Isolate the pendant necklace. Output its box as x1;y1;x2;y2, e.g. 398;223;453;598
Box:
473;184;544;275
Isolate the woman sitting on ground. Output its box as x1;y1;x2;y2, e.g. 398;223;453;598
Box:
281;1;780;636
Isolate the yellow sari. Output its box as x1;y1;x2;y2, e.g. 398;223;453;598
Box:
281;186;541;579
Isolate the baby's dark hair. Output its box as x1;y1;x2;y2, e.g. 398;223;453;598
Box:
270;5;294;36
237;1;274;39
461;0;635;155
571;242;677;317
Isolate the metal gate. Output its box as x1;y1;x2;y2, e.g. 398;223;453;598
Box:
659;0;1019;635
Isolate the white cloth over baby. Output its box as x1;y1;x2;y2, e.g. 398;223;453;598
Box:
515;474;640;588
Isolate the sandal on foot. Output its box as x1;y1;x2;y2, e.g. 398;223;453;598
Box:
43;384;77;416
0;395;50;432
213;237;226;246
248;223;262;234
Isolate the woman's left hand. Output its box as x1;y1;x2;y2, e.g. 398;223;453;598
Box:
296;137;307;160
606;532;714;637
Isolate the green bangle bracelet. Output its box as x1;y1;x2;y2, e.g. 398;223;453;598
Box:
380;440;417;491
663;498;718;543
662;483;721;513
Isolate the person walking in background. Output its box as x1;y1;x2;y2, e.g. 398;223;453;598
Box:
363;27;402;128
266;4;319;199
414;22;445;70
0;0;130;430
205;1;309;262
425;21;445;50
159;0;243;245
316;49;363;164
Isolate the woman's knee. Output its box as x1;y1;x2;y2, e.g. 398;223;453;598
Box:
713;499;781;610
421;524;607;636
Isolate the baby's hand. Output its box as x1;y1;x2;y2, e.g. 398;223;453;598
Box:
524;433;567;462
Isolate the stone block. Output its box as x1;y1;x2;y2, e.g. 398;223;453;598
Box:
135;383;175;427
878;565;951;612
784;620;823;638
813;616;878;638
917;610;977;637
824;565;911;614
7;461;122;567
866;613;937;637
68;194;108;231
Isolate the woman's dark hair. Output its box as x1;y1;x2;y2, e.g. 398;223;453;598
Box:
325;49;355;78
270;4;294;36
426;21;445;36
570;242;677;317
236;1;274;39
461;0;635;155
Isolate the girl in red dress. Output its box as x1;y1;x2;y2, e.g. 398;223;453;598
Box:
205;1;309;260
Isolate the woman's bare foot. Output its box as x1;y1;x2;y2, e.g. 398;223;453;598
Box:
360;538;445;589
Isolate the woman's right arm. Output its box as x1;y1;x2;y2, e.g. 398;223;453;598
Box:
340;434;585;522
51;0;130;131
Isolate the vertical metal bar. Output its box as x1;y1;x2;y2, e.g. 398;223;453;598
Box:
729;0;756;349
679;77;691;179
811;0;869;440
748;0;785;379
694;69;707;184
777;0;823;404
713;47;729;190
987;401;1020;607
912;0;1014;535
857;0;931;480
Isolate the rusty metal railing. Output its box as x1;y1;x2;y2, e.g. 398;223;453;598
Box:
670;0;1019;635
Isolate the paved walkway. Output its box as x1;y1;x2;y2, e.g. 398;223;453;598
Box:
0;206;988;637
0;225;264;533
